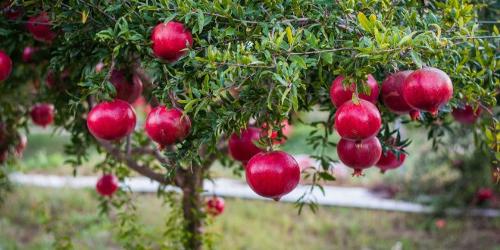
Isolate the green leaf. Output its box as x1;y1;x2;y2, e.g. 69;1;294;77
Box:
357;12;371;32
286;26;294;45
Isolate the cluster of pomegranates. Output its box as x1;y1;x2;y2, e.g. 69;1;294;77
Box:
331;67;454;175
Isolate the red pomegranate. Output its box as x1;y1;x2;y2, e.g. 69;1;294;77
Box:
151;21;193;62
334;99;382;141
27;12;57;43
22;46;37;63
145;106;191;148
477;188;494;202
206;196;225;216
337;137;382;176
96;174;119;196
14;133;27;157
376;149;406;173
110;69;143;103
0;50;12;82
87;100;136;141
228;127;264;164
245;151;300;200
2;2;22;20
381;70;420;119
30;103;54;127
402;67;453;116
452;105;481;124
329;75;379;107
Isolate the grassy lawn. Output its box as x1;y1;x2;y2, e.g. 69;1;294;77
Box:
0;186;499;250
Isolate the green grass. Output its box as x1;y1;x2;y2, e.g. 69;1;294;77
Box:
1;186;499;250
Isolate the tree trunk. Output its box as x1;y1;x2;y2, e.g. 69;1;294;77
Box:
181;166;204;250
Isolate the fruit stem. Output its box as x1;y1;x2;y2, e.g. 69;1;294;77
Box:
409;110;420;121
352;169;364;177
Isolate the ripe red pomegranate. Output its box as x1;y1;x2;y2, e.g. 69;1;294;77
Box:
151;21;193;62
376;149;406;173
22;46;37;63
334;99;382;141
477;188;493;202
206;196;225;216
96;174;119;196
452;105;481;124
329;75;379;107
402;67;453;116
337;137;382;176
87;100;136;141
30;103;54;127
228;127;264;164
0;50;12;82
27;12;57;43
14;133;27;157
145;106;191;148
381;70;420;120
245;151;300;200
110;69;143;103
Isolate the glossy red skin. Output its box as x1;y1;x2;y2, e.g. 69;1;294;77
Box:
151;21;193;62
376;149;406;173
206;197;225;216
0;50;12;81
477;188;493;202
381;70;417;116
30;103;54;127
96;174;119;196
245;151;300;200
145;106;191;147
334;99;382;141
228;127;264;163
402;67;453;116
22;46;37;63
329;75;379;107
27;12;56;43
87;100;136;141
337;137;382;176
452;105;481;124
14;133;27;157
110;69;143;103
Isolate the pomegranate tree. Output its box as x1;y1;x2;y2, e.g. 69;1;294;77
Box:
402;67;453;116
87;100;136;141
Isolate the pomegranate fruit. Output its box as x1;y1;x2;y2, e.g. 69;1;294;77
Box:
0;50;12;82
245;151;300;200
27;12;57;43
228;127;264;164
1;2;22;20
381;70;420;119
206;196;225;216
402;67;453;116
110;69;143;103
376;149;406;173
334;99;382;141
145;106;191;148
329;75;379;107
477;188;493;202
87;100;136;141
22;46;37;63
452;105;481;124
151;21;193;62
96;174;119;196
30;103;54;127
337;137;382;176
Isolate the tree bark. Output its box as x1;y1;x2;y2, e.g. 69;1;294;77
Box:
180;166;204;250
